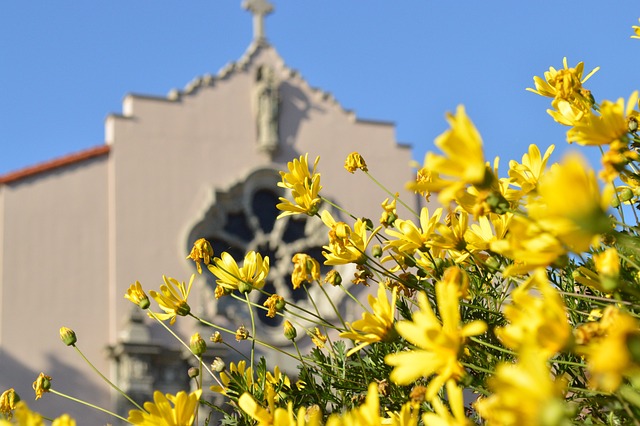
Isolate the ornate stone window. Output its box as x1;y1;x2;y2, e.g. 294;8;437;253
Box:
188;168;346;345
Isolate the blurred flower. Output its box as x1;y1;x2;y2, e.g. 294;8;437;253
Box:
124;281;150;310
422;105;490;204
291;253;320;289
581;306;640;392
32;373;51;400
326;383;381;425
277;154;322;218
52;414;76;426
128;389;202;426
341;281;398;356
567;92;638;146
186;238;213;274
344;152;368;173
385;278;486;399
11;401;44;425
495;269;570;356
508;144;555;195
210;331;223;343
633;18;640;39
208;251;269;294
474;350;567;426
422;380;469;426
149;275;194;325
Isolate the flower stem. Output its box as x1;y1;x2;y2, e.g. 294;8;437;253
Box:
49;388;131;423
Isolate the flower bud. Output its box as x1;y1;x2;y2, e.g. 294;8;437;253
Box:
59;327;77;346
238;281;253;294
620;188;634;202
629;116;638;133
188;367;199;379
372;245;383;258
284;320;297;341
32;373;52;400
175;301;191;317
211;357;226;373
190;332;206;356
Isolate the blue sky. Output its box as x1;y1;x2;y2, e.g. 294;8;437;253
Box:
1;2;639;176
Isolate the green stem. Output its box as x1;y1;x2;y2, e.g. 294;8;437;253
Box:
245;292;257;376
49;388;131;423
72;344;144;411
365;171;419;218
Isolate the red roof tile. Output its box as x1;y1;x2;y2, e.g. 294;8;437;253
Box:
0;145;110;184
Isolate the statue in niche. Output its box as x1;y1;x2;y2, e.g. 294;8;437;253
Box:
253;65;280;155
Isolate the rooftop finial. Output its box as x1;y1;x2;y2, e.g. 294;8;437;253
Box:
242;0;274;42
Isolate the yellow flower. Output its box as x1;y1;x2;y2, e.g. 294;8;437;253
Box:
208;251;269;294
310;327;327;348
530;153;611;252
344;152;368;173
384;206;443;254
186;238;213;274
422;380;470;426
474;350;567;426
593;247;620;291
385;278;487;399
148;275;194;325
581;306;640;392
431;211;471;263
526;57;598;114
0;388;19;419
128;389;202;426
495;269;570;356
340;281;397;356
124;281;150;309
490;215;567;276
11;401;44;425
379;196;398;227
52;414;76;426
567;92;638;146
632;18;640;39
59;326;77;346
464;213;511;253
422;105;489;204
32;373;51;400
326;382;381;426
508;144;555;195
211;360;254;395
291;253;321;289
321;211;380;265
277;154;322;218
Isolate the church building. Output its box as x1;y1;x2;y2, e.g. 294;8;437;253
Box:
0;1;416;422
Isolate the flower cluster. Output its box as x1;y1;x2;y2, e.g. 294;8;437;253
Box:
5;17;640;426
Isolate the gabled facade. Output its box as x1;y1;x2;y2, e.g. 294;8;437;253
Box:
0;9;415;422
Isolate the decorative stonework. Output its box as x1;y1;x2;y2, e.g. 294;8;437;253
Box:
253;65;280;156
187;168;351;345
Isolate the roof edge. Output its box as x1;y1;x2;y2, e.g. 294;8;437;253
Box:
0;145;110;185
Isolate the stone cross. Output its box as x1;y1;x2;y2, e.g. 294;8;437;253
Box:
242;0;274;41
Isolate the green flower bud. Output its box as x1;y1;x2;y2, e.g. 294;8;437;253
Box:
372;244;383;258
187;367;199;379
284;320;297;341
620;188;634;202
189;332;206;356
176;301;191;317
238;281;253;294
59;327;77;346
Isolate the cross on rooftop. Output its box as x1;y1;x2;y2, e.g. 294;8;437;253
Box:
242;0;274;42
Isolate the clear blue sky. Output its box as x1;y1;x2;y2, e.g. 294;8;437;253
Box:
1;2;639;176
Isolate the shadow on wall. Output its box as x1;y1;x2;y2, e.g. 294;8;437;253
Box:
0;348;111;423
